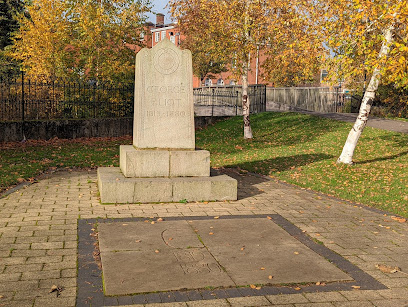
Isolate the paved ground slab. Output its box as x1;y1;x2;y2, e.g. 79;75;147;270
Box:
3;169;406;307
98;216;357;297
99;220;234;295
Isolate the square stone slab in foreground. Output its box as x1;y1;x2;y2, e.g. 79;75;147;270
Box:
98;218;352;296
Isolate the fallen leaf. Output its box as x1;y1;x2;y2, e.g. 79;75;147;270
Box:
49;285;58;293
255;286;261;290
351;286;360;289
294;251;299;255
268;275;273;280
375;264;401;273
391;216;406;223
157;218;163;222
267;216;272;220
209;232;214;235
316;281;321;285
151;221;155;225
250;284;256;289
294;287;301;290
260;267;265;270
169;237;173;241
240;247;245;251
214;216;219;219
135;240;141;243
155;250;160;253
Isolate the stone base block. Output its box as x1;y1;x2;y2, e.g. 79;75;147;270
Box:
170;150;210;177
120;145;210;177
98;167;237;204
120;146;169;177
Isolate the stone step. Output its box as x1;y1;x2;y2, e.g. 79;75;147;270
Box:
97;167;237;204
120;145;210;178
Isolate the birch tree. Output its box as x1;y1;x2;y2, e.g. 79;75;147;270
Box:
312;0;408;164
170;0;322;139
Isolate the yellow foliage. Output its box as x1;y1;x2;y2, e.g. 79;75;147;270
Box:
311;0;408;90
9;0;151;82
169;0;324;87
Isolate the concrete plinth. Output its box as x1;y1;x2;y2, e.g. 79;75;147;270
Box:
98;167;237;204
120;146;210;178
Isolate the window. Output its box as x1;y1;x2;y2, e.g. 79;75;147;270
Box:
229;80;236;85
204;78;212;87
161;31;166;40
170;36;175;44
320;69;328;83
140;31;145;40
217;78;224;86
155;32;160;42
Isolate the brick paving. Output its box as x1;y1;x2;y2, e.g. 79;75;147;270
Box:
1;169;408;306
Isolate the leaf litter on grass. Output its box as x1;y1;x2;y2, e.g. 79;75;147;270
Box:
196;112;408;217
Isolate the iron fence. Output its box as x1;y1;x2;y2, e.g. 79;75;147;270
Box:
193;85;267;116
0;77;134;122
0;79;267;122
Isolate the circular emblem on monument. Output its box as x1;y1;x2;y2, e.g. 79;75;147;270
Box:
153;48;180;75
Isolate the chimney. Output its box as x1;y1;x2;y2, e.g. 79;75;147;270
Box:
156;13;165;27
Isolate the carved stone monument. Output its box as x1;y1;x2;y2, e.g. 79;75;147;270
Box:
97;38;237;203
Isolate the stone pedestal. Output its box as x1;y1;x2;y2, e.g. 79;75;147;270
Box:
98;38;237;204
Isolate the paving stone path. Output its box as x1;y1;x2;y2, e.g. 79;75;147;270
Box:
1;169;408;306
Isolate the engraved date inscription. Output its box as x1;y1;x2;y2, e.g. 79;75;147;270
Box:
173;250;222;274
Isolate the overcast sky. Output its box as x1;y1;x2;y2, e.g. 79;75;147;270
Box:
148;0;171;23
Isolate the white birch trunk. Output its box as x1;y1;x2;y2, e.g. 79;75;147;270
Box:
337;23;394;164
242;59;253;139
242;0;253;139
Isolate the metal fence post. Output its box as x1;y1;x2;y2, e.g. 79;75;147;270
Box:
236;90;239;116
211;87;214;117
21;71;26;140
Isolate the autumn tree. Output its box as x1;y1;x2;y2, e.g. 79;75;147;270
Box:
312;0;408;164
9;0;151;82
183;37;227;85
0;0;25;78
170;0;323;139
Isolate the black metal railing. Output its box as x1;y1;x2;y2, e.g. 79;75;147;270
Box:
193;85;267;117
0;78;267;121
0;77;134;121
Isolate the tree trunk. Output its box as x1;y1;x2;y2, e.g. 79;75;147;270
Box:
337;22;394;164
242;0;253;139
242;57;253;139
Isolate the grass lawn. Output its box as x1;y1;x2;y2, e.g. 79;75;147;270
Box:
0;112;407;217
196;112;408;217
0;136;132;193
